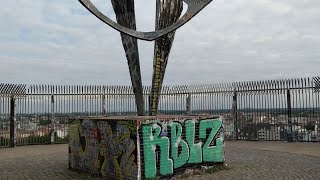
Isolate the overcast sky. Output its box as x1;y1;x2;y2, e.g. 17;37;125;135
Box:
0;0;319;86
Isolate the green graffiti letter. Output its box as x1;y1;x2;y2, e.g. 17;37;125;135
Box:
142;124;173;178
168;122;189;168
185;120;202;163
199;119;224;162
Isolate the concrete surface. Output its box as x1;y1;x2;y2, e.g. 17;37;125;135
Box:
0;141;319;180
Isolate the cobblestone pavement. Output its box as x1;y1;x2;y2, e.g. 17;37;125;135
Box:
0;142;320;180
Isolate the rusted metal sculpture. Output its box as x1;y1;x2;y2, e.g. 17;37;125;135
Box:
110;0;144;116
78;0;213;116
149;0;183;115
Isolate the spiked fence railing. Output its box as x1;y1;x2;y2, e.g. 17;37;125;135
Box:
1;77;320;147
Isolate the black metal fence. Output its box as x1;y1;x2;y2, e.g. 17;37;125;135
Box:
1;77;320;147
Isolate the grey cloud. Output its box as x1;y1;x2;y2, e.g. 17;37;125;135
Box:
0;0;319;86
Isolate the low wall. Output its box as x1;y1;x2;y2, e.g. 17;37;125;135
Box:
68;115;225;179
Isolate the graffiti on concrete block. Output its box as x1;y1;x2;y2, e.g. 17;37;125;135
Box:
69;119;137;179
141;118;224;178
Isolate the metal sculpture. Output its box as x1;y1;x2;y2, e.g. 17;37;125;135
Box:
149;0;183;115
110;0;145;116
78;0;213;116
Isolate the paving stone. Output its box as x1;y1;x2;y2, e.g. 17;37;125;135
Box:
0;143;320;180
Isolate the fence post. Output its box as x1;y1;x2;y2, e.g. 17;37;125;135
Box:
287;89;293;142
186;93;191;115
148;94;151;115
102;95;106;115
232;90;238;141
50;95;55;144
9;96;16;147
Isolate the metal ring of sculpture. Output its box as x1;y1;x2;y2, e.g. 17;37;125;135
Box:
79;0;213;41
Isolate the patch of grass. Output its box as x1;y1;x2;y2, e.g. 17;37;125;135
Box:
1;134;69;146
0;137;9;146
18;135;51;144
178;163;231;179
54;135;69;144
180;171;203;178
205;164;231;174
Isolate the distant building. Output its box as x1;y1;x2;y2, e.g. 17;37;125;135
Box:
224;124;234;140
258;126;281;140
